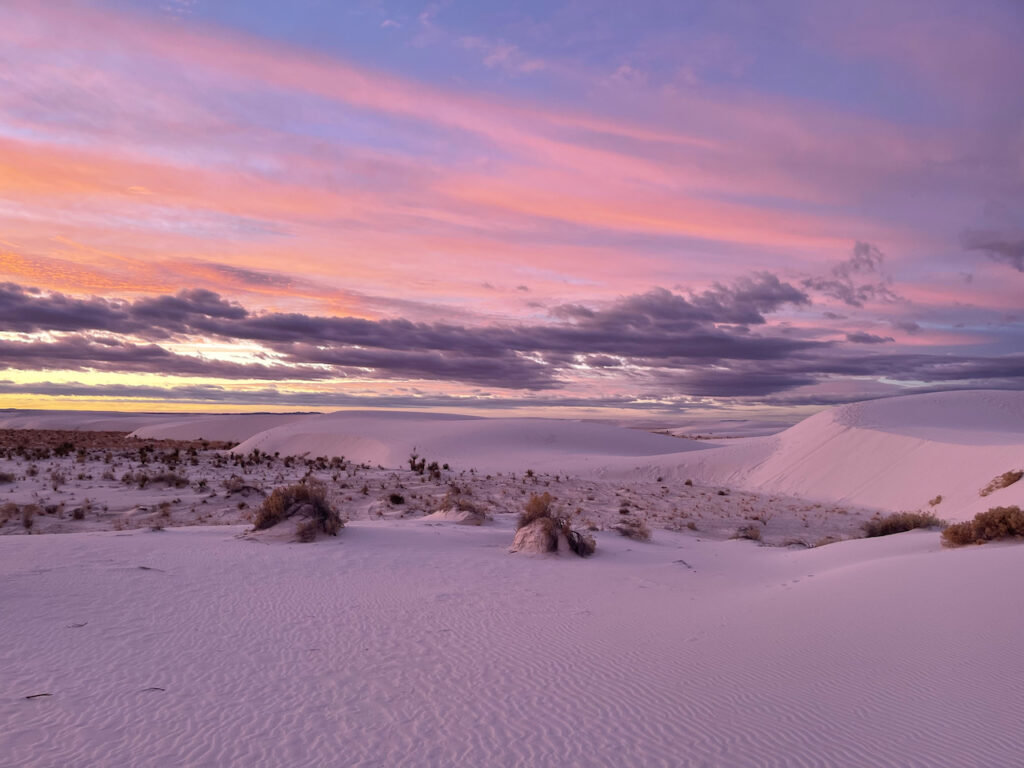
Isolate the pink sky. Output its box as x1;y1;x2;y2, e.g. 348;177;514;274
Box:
0;0;1021;419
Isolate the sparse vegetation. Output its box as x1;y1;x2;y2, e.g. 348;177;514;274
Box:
979;470;1023;497
518;491;555;529
862;511;945;537
732;525;762;542
514;492;595;557
612;516;651;541
0;472;14;484
253;479;342;540
942;506;1024;547
928;495;943;507
21;504;39;530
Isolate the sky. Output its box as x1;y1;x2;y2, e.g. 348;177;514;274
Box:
0;0;1022;421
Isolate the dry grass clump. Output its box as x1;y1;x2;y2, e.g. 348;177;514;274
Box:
0;472;15;484
223;474;263;495
514;492;595;557
862;511;945;537
612;516;651;541
21;504;41;530
437;485;481;514
253;479;342;540
0;502;16;526
979;470;1023;497
518;491;554;529
0;502;43;530
942;506;1024;547
732;525;762;542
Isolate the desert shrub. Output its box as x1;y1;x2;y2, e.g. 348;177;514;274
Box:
928;495;943;507
149;471;188;488
437;485;481;515
733;525;762;542
253;479;342;539
565;528;597;557
980;470;1023;497
0;472;14;484
21;504;40;530
613;516;651;541
862;511;945;537
122;471;149;489
518;492;554;529
388;493;405;505
50;470;66;490
942;506;1024;547
514;492;594;557
0;502;16;526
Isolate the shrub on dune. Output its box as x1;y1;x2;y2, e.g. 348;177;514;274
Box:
862;511;945;537
979;470;1023;497
512;492;595;557
942;506;1024;547
253;479;342;540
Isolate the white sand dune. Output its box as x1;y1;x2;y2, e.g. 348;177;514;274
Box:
665;390;1024;520
2;522;1022;768
2;390;1023;766
230;411;711;474
129;413;314;443
0;410;181;433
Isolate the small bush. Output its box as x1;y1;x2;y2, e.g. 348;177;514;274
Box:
733;525;761;542
0;472;14;484
942;506;1024;547
862;511;945;537
518;492;554;529
928;495;943;507
150;471;188;488
980;470;1023;497
514;492;594;557
388;493;405;505
253;480;342;539
22;504;40;530
0;502;16;526
613;516;651;541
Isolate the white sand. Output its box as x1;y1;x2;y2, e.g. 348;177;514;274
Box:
129;413;314;443
2;389;1022;766
227;411;711;475
2;522;1022;767
666;390;1024;520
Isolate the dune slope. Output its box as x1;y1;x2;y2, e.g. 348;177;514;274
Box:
669;390;1024;519
230;411;710;474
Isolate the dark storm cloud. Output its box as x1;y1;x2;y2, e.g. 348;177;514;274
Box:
0;336;328;380
803;242;901;307
891;320;921;334
0;282;125;333
961;229;1024;272
845;332;894;344
2;274;1021;399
